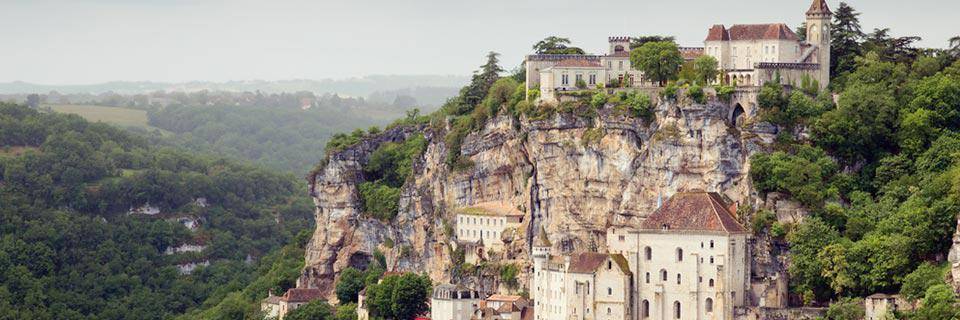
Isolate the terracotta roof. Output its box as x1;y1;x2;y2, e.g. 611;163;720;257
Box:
566;252;630;274
486;295;525;303
458;202;525;217
640;192;747;233
280;288;324;303
262;295;281;305
554;59;604;68
706;24;799;41
806;0;832;15
497;302;522;313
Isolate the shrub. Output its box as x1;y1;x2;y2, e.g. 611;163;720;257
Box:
901;262;947;301
575;78;587;89
662;83;679;100
358;182;400;220
590;91;608;108
716;85;735;102
688;84;706;104
582;127;605;147
624;91;653;121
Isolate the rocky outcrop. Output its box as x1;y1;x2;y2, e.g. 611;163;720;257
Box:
299;99;773;300
948;217;960;292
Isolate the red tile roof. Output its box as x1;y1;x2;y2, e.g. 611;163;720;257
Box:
280;288;324;303
554;59;604;68
706;24;799;41
806;0;832;15
640;192;747;233
566;252;630;274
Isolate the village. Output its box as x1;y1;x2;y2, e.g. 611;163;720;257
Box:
260;1;946;319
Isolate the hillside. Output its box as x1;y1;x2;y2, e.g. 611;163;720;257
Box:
0;103;314;318
302;48;960;317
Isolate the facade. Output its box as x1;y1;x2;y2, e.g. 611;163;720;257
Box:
606;192;749;320
531;249;633;320
864;294;909;320
703;0;831;88
259;288;324;320
432;284;483;320
471;295;532;320
527;36;645;103
457;202;525;260
261;291;282;319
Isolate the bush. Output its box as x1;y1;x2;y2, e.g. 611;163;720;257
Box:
716;85;735;102
358;182;401;220
901;262;946;301
575;78;588;89
590;91;608;108
623;91;653;121
688;84;706;104
582;127;605;147
662;83;679;100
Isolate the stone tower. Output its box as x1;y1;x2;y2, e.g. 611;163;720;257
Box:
806;0;832;87
608;36;631;55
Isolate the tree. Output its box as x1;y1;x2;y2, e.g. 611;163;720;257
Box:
811;82;899;164
629;35;676;49
462;52;505;106
532;36;585;55
901;263;946;302
365;273;431;320
862;28;922;64
692;56;719;85
796;22;808;42
831;2;865;80
950;36;960;58
908;285;960;320
630;41;683;86
335;267;366;303
825;297;865;320
284;300;335;320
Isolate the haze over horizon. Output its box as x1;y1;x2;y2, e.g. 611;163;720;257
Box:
4;0;958;85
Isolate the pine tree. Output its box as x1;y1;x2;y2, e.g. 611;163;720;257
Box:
830;2;864;78
462;51;504;106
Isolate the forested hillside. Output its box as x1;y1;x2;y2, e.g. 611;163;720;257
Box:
0;103;314;319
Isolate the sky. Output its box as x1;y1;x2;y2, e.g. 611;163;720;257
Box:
2;0;957;85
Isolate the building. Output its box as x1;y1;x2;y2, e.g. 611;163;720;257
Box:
864;294;910;320
526;36;645;103
456;202;525;262
357;288;369;320
607;191;749;320
431;284;483;320
471;295;532;320
703;0;831;88
260;288;324;319
532;248;633;320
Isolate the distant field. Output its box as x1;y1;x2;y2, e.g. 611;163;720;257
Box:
45;104;154;129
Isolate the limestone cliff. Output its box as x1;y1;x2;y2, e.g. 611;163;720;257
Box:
299;98;775;300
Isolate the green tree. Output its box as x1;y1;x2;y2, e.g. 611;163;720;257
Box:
284;300;335;320
365;273;431;320
909;285;960;320
787;218;842;303
901;263;946;302
462;52;505;106
629;35;676;49
692;55;719;85
811;82;898;164
335;267;366;303
825;297;865;320
830;2;865;81
532;36;585;55
630;41;683;86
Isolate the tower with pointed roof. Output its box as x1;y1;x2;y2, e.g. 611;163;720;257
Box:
806;0;832;87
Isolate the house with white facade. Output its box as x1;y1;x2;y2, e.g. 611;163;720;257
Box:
260;288;324;320
456;202;525;262
703;0;832;88
607;191;750;320
531;248;633;320
432;284;483;320
526;36;645;103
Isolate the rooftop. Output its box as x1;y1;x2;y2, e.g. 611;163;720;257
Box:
639;191;747;234
706;23;799;41
457;202;525;217
280;288;324;303
806;0;832;16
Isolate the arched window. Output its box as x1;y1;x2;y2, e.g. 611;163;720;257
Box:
614;45;625;52
709;240;714;248
608;287;612;295
642;300;650;318
644;247;652;260
673;301;681;319
607;307;612;315
709;279;715;287
661;269;668;281
607;261;612;270
676;248;683;261
710;256;715;264
706;298;714;312
645;272;650;283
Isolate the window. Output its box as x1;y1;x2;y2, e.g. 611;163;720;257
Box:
645;272;650;283
677;248;683;261
644;247;652;260
710;256;714;264
677;274;681;284
607;307;612;315
673;301;681;319
706;298;714;312
608;287;612;295
607;261;612;270
709;240;714;248
562;74;569;85
618;61;623;70
608;61;612;69
575;74;583;84
709;279;715;287
589;74;596;85
642;300;650;318
661;269;668;281
618;235;625;242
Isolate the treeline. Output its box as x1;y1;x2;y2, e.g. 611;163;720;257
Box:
0;103;314;319
745;3;960;318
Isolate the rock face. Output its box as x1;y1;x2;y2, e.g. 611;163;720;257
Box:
948;217;960;292
299;100;771;299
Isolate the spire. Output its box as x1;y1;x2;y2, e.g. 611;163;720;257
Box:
806;0;832;16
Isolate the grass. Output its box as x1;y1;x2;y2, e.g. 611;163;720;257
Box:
45;104;157;130
0;146;38;157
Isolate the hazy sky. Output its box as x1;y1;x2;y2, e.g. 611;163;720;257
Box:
2;0;957;84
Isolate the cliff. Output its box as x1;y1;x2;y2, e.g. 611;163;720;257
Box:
299;98;775;299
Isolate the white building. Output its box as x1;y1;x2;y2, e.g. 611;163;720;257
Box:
531;248;633;320
260;288;324;320
607;191;749;320
527;36;645;103
703;0;831;88
457;202;525;262
864;294;910;320
432;284;482;320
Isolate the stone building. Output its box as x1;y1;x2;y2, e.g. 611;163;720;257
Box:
260;288;324;320
703;0;832;88
527;36;645;103
471;295;532;320
456;202;525;262
531;248;633;320
864;293;909;320
607;191;750;320
431;284;483;320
